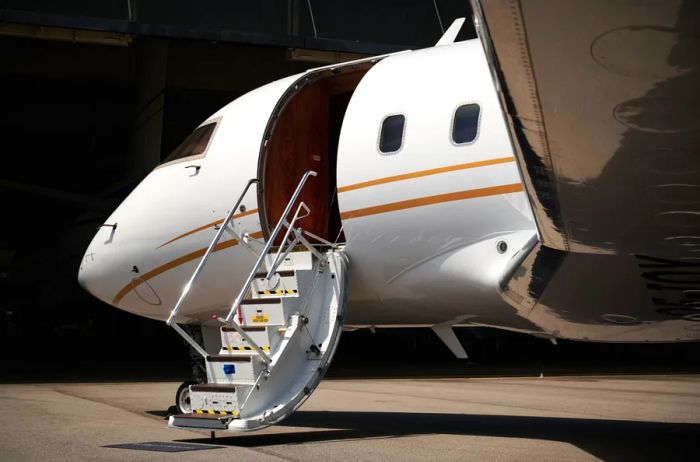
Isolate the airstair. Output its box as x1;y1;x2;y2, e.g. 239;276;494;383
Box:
165;171;348;431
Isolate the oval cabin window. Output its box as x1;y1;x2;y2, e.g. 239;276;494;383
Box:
379;114;406;154
452;104;480;144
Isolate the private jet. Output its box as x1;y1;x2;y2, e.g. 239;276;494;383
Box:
79;0;700;432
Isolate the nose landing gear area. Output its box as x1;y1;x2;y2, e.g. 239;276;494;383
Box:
175;380;197;414
2;376;698;460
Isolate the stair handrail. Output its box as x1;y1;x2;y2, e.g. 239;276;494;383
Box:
265;201;310;279
224;170;317;325
166;178;259;327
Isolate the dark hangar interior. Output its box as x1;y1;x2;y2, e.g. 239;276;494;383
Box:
0;0;696;382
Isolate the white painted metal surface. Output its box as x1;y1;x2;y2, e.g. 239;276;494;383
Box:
336;41;536;329
78;27;698;401
78;41;541;336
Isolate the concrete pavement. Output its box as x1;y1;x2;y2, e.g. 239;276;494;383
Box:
1;375;698;461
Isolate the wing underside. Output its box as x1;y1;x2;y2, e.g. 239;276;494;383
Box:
471;0;700;341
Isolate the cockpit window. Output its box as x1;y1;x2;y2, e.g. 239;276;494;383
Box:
161;122;217;166
452;104;480;145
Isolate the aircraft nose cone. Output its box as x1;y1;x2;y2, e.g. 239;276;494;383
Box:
78;220;129;306
78;226;125;306
77;259;87;290
77;247;103;301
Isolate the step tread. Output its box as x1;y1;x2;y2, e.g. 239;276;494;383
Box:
190;384;238;393
241;298;282;305
221;326;266;332
266;245;311;253
254;270;295;278
207;354;256;362
172;413;233;420
221;346;270;353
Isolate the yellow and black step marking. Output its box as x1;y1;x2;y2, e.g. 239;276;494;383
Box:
194;409;239;416
225;346;270;351
257;289;298;295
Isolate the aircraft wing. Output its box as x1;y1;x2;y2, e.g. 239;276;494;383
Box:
470;0;700;341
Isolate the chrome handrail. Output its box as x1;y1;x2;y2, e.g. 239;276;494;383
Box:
224;170;317;326
167;178;258;325
165;178;259;359
266;202;310;279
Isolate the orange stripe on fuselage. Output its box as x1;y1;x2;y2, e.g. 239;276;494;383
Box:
340;183;524;220
158;157;512;247
337;156;514;193
157;208;258;249
112;230;264;305
115;156;520;305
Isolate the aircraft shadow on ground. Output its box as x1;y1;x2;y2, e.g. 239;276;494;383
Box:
178;411;699;460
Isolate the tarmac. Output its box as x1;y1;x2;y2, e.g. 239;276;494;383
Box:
1;375;699;461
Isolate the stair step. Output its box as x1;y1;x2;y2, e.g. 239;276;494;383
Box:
267;245;309;253
221;325;280;355
190;384;237;393
171;413;235;430
207;354;256;361
173;412;234;420
264;249;312;271
206;354;266;384
252;269;299;298
254;270;295;278
193;409;238;416
221;326;266;332
241;298;282;305
188;383;242;417
238;299;286;326
221;345;270;353
256;288;298;296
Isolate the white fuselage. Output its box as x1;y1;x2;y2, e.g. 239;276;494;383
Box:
78;40;540;334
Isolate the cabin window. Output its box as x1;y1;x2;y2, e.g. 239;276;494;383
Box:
452;103;480;144
161;122;217;165
379;114;405;153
